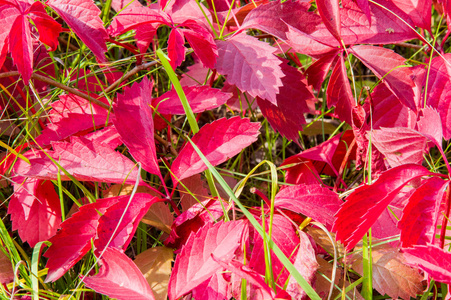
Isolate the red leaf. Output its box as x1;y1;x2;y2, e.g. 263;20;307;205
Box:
326;55;355;125
113;77;161;176
424;54;451;139
274;184;342;230
398;177;449;247
249;214;299;289
282;159;322;185
168;220;248;300
305;51;339;91
28;1;62;51
47;0;108;61
44;197;121;282
0;5;18;70
153;85;231;115
286;0;419;55
286;231;319;300
8;179;61;247
213;258;275;299
165;198;225;249
180;22;218;69
371;127;429;167
257;63;313;143
16;136;141;185
83;248;155;300
403;244;451;284
94;194;162;253
10;14;33;83
240;0;320;40
110;0;142;12
171;117;260;184
316;0;341;42
368;84;415;129
215;33;283;105
35;95;110;146
332;165;432;250
167;28;186;69
389;0;431;30
349;45;417;111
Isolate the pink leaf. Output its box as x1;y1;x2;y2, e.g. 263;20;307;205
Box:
191;273;229;300
240;0;320;40
8;179;61;247
35;99;109;146
332;164;432;250
274;184;342;230
257;63;313;143
417;106;443;146
168;220;248;300
371;127;429;167
167;28;186;69
403;244;451;284
180;22;218;69
44;197;121;282
153;85;231;115
398;177;449;247
316;0;341;42
107;6;169;37
326;55;354;125
113;77;161;176
286;231;319;300
171;117;260;184
83;126;122;149
47;0;108;61
16;136;141;185
94;194;162;253
389;0;431;30
83;248;155;300
10;14;33;83
286;0;419;55
349;45;417;111
215;33;283;104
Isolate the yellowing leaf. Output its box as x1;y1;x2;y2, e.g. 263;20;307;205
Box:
142;202;173;234
352;244;423;299
134;247;173;300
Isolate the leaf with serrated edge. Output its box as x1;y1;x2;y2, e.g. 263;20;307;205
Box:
171;117;260;185
168;220;247;300
403;244;451;284
215;34;283;104
332;164;432;250
47;0;108;61
352;244;423;299
83;248;155;300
